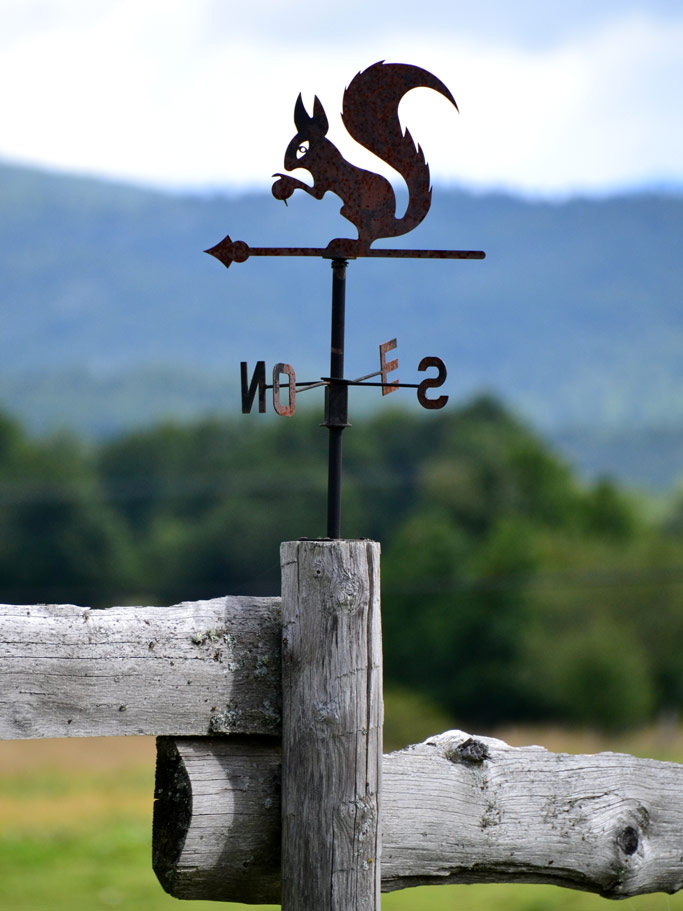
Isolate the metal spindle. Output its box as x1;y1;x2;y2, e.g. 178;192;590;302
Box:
324;258;348;538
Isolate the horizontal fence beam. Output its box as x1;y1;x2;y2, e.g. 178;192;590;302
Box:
154;730;683;902
7;597;683;902
0;598;281;740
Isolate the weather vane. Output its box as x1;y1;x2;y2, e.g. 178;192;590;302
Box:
206;61;485;539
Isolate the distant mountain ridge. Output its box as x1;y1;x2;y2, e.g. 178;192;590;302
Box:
1;162;682;452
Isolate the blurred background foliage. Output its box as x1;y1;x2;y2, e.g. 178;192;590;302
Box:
3;394;683;733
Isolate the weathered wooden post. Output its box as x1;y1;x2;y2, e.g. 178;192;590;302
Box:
280;539;382;910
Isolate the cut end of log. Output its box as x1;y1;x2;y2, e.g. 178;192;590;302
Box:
153;735;282;904
152;737;192;896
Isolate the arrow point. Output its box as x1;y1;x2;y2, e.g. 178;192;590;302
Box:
205;235;250;269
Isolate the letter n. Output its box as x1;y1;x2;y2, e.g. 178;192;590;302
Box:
241;361;267;413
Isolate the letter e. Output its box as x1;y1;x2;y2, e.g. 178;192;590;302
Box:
379;338;399;395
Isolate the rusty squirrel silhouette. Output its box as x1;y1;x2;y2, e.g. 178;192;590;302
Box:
272;61;458;256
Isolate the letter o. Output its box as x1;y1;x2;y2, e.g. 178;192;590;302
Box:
272;363;296;417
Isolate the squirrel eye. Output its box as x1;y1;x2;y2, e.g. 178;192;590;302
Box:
296;141;309;159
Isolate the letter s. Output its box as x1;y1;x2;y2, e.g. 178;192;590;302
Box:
417;356;448;410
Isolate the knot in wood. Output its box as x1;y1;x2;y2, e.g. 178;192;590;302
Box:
318;561;366;616
314;699;340;725
445;737;490;764
617;826;639;856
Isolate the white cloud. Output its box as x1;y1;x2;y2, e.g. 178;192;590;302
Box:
0;2;680;195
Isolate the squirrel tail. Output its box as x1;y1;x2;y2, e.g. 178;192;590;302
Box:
341;61;458;236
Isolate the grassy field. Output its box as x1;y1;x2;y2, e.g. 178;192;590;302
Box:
1;729;683;910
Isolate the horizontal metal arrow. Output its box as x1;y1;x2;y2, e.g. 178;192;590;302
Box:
206;235;486;269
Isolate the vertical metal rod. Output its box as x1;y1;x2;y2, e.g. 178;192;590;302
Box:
325;258;348;539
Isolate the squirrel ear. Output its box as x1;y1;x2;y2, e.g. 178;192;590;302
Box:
311;96;329;135
294;93;310;131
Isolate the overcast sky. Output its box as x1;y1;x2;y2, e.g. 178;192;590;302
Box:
1;0;682;196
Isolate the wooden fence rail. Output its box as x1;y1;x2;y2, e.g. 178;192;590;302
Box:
0;597;281;739
153;730;683;903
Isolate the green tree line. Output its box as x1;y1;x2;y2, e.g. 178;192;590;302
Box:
2;397;683;730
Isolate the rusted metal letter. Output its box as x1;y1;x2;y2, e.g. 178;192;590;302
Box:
417;356;448;410
241;361;267;414
379;338;399;395
272;363;296;417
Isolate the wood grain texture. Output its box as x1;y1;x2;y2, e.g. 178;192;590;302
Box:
153;735;282;903
154;730;683;902
280;540;383;911
0;597;281;739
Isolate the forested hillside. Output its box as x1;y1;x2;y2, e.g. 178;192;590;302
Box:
1;162;682;464
3;398;683;729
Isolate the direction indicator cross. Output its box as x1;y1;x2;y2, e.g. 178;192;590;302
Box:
207;61;486;538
